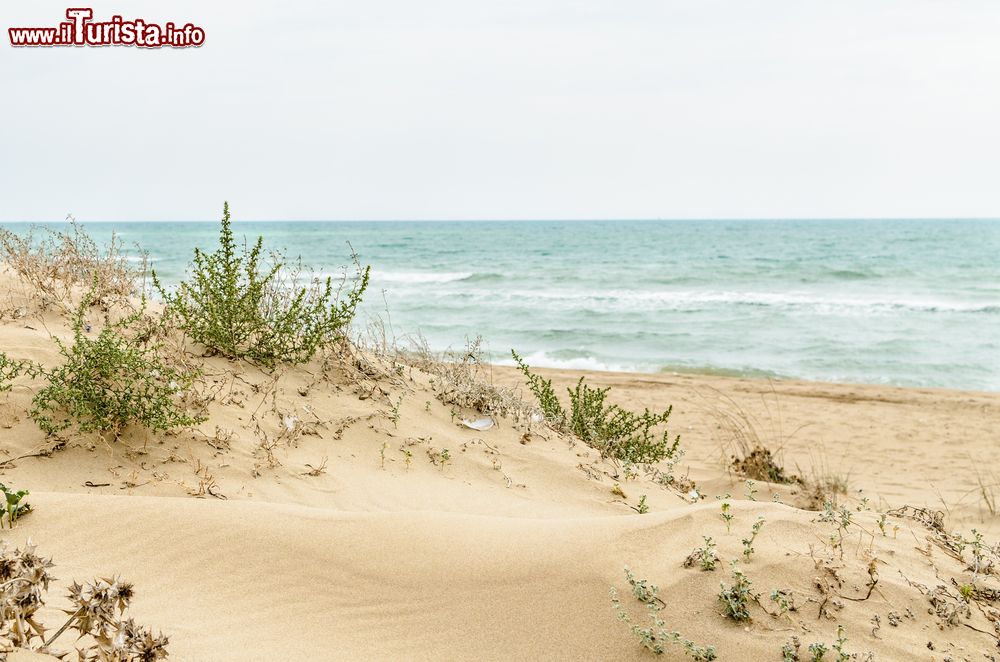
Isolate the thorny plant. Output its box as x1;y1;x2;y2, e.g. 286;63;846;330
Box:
154;202;370;369
0;540;168;660
611;568;716;660
30;292;204;438
513;351;681;464
0;219;146;313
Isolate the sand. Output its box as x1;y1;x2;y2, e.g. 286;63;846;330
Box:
1;273;999;660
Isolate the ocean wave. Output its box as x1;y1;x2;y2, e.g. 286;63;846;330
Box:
452;288;1000;315
377;271;474;284
495;350;633;373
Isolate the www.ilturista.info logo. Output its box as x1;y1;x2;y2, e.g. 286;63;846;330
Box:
8;8;205;48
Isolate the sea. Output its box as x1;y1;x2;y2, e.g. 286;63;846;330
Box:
2;219;997;391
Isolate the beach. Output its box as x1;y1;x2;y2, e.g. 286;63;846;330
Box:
1;267;998;659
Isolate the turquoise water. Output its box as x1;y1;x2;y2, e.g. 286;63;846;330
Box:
3;219;998;391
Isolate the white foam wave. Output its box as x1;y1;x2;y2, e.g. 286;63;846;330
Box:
459;288;999;314
496;351;631;373
378;271;474;284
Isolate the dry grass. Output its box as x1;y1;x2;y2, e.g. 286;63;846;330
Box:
0;219;146;313
411;336;539;424
698;384;805;485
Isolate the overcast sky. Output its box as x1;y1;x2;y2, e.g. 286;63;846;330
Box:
3;1;1000;221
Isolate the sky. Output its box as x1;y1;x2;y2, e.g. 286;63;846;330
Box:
3;1;1000;221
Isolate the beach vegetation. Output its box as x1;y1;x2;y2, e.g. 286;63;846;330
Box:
611;568;716;660
683;536;719;571
631;494;649;514
0;540;169;660
718;562;757;622
0;482;30;528
0;352;40;392
30;294;203;438
742;517;766;560
0;218;145;312
512;351;680;464
153;202;370;368
719;499;734;532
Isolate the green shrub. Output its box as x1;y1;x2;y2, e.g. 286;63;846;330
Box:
512;351;680;464
153;202;370;368
0;352;39;392
511;350;564;423
30;297;203;438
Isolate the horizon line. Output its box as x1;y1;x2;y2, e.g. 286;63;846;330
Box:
3;216;1000;224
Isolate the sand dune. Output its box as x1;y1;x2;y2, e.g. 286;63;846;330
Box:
1;272;999;660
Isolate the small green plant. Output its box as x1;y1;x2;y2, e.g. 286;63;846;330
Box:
958;583;974;600
781;637;801;662
807;642;828;661
632;495;649;514
402;448;413;470
789;626;850;662
511;350;564;424
745;479;758;501
684;537;719;571
611;568;716;660
513;351;680;464
0;482;30;528
966;529;989;580
30;296;203;438
154;202;369;368
718;562;757;622
389;396;403;428
624;566;661;606
742;517;765;561
769;589;793;616
818;501;854;557
720;500;734;533
877;513;888;536
831;626;849;661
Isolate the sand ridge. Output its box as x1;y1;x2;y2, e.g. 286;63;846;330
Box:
0;272;999;660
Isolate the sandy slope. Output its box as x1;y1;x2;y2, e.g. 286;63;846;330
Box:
1;275;999;660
